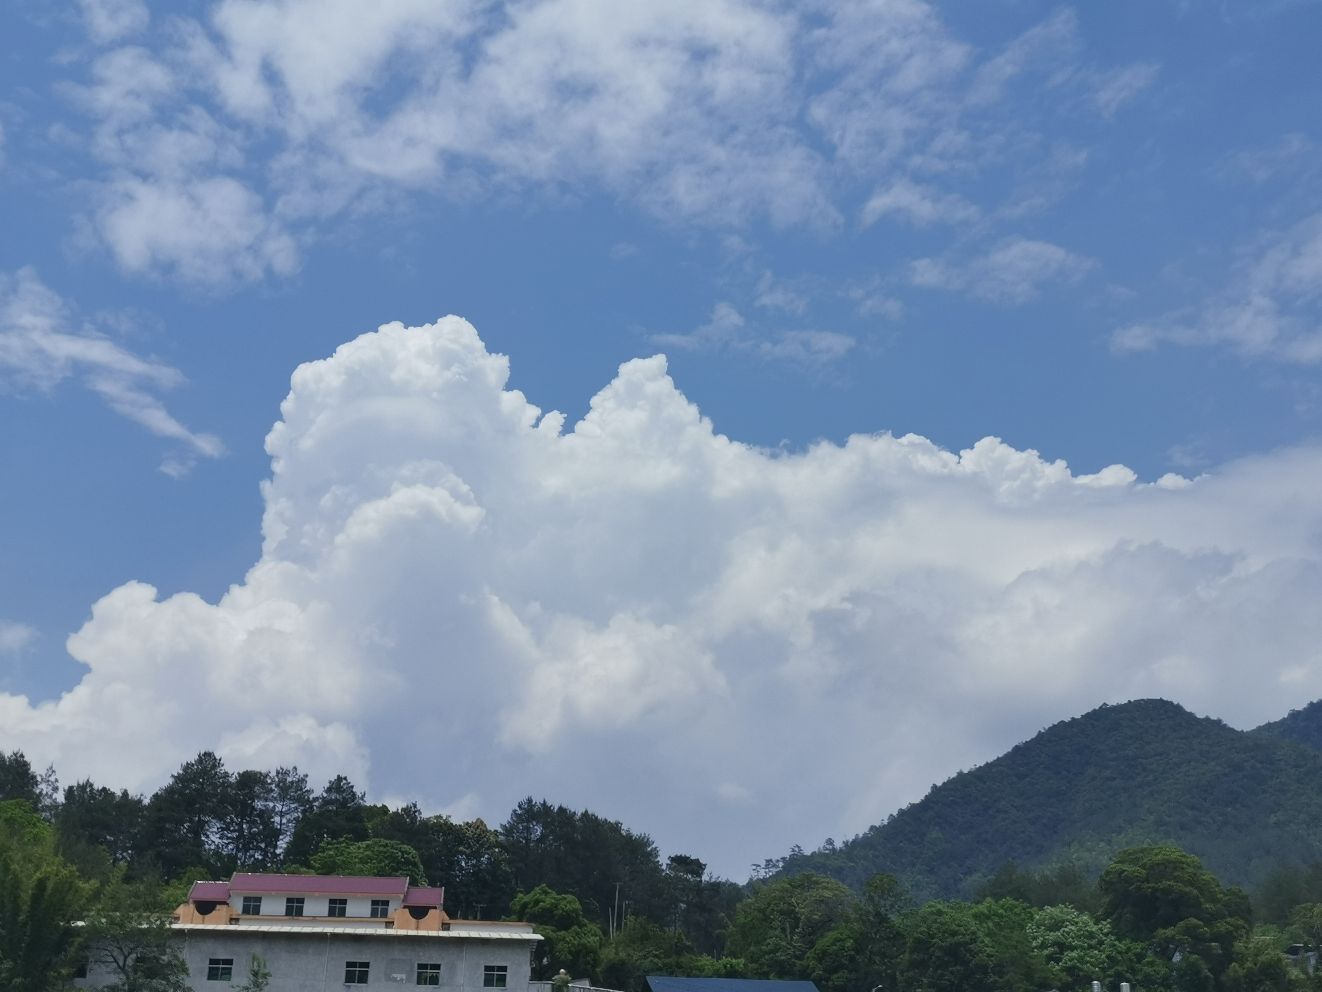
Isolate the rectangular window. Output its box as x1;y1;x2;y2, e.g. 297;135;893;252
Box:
328;898;347;917
285;897;305;917
241;896;262;915
416;964;440;986
483;966;507;989
370;899;390;918
345;962;370;985
207;959;234;982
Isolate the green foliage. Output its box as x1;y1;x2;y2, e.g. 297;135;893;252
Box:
368;805;514;918
501;799;670;929
81;874;189;992
309;838;426;881
0;800;87;992
233;954;271;992
900;901;999;992
284;775;369;866
1290;904;1322;950
1028;903;1143;991
1223;938;1294;992
780;700;1322;899
1099;845;1246;941
0;755;41;810
726;873;856;979
56;780;144;873
509;885;603;980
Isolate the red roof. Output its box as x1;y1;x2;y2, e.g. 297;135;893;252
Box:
228;874;410;897
403;885;444;909
189;881;231;902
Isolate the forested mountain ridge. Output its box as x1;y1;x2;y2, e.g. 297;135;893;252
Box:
1253;699;1322;753
777;698;1322;900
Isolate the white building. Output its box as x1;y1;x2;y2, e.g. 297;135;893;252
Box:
79;873;541;992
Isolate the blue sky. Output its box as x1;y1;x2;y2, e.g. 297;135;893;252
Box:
2;0;1322;876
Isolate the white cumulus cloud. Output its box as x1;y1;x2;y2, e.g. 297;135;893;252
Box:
3;317;1320;874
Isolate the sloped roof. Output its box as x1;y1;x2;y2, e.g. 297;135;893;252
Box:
403;885;444;908
647;980;821;992
229;873;410;896
189;881;231;902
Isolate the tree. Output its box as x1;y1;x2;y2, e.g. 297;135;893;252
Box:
233;955;271;992
499;799;669;928
219;772;278;871
1099;846;1245;942
310;838;426;881
1291;903;1322;952
0;753;40;809
284;776;368;866
1028;904;1136;992
56;781;144;869
726;873;856;979
0;800;86;992
267;768;312;865
138;753;233;877
1099;846;1249;991
509;885;604;980
1223;939;1292;992
81;875;189;992
899;901;998;992
371;809;514;918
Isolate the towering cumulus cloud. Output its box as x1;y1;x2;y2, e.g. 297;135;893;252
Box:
4;317;1322;870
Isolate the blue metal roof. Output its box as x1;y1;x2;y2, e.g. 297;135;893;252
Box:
647;979;820;992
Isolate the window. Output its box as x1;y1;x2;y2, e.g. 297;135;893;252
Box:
345;962;370;985
285;897;305;917
416;964;440;986
370;899;390;918
241;896;262;915
328;898;347;917
483;966;507;989
207;959;234;982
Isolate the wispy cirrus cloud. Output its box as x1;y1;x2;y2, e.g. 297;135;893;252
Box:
909;237;1096;305
652;302;855;367
0;621;37;656
0;268;223;471
1113;212;1322;363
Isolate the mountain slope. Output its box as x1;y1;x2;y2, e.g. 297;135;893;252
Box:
1253;699;1322;753
781;699;1322;900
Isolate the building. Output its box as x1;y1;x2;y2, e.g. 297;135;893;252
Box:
78;873;541;992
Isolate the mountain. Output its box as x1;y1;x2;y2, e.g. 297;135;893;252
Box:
1252;699;1322;753
778;698;1322;901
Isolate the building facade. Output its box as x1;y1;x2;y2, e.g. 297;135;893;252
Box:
78;874;540;992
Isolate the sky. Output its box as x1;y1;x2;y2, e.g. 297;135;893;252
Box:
1;0;1322;880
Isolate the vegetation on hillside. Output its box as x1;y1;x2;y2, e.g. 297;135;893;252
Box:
774;700;1322;900
6;695;1322;992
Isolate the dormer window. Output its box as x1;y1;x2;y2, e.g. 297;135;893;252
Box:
370;900;390;918
285;897;305;917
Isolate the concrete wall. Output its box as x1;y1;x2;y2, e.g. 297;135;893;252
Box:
80;929;534;992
